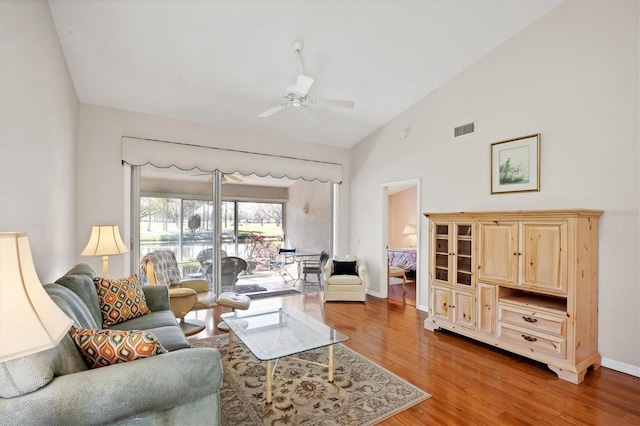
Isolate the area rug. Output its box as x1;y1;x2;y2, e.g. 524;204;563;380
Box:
232;284;267;294
247;289;300;300
191;335;431;426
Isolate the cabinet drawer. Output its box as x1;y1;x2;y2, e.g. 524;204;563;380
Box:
498;322;566;358
498;304;566;337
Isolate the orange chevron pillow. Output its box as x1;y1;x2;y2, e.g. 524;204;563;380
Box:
93;275;150;327
69;327;166;369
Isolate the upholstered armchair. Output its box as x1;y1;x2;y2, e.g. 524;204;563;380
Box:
322;254;367;302
140;250;217;333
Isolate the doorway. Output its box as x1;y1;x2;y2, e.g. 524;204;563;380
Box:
382;179;419;307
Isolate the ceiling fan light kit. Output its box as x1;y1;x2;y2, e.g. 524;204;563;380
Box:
257;41;355;118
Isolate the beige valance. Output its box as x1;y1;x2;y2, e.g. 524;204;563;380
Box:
121;137;343;183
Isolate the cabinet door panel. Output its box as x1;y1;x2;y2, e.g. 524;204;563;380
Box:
453;291;475;329
478;283;496;335
521;221;567;294
454;222;475;289
478;221;518;285
432;222;453;285
431;286;452;321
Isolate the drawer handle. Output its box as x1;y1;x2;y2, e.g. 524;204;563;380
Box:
522;334;537;342
522;316;538;323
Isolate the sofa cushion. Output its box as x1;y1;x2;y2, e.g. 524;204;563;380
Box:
69;327;166;369
139;325;192;352
332;260;358;275
44;283;99;330
94;275;150;327
55;265;103;327
326;274;363;285
111;310;178;331
0;352;53;398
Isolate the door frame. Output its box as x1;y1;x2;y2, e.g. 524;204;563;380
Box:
380;178;420;304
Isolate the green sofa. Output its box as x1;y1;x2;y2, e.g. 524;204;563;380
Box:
0;264;223;425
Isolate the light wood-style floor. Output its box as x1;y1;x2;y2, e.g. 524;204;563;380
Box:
186;293;640;425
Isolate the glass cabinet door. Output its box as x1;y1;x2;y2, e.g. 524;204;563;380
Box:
433;223;451;284
455;224;473;287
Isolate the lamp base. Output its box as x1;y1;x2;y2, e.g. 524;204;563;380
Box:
102;256;109;278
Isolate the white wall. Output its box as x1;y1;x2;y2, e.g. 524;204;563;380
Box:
350;0;639;372
0;0;79;282
77;104;350;277
286;180;332;255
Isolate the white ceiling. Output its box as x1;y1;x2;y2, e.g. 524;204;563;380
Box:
48;0;563;149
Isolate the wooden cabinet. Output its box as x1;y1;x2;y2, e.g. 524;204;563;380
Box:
479;220;567;295
429;220;476;330
430;221;475;289
430;285;475;329
477;283;496;335
425;209;602;384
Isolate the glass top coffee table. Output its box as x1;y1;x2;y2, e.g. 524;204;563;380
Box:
220;305;348;404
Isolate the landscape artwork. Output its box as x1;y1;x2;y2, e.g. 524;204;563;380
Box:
499;146;530;185
491;134;540;194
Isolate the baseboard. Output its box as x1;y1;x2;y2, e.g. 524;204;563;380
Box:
601;357;640;377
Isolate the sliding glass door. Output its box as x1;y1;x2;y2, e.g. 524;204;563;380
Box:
131;164;333;294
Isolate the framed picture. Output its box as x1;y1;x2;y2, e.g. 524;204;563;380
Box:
490;133;540;194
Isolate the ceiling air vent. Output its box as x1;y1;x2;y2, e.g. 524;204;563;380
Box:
454;122;475;137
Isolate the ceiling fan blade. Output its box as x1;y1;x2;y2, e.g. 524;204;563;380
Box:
295;74;314;96
313;98;355;108
225;173;244;183
258;104;287;118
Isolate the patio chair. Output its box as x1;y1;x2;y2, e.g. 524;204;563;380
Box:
301;251;326;291
221;256;248;292
196;248;228;283
270;248;296;282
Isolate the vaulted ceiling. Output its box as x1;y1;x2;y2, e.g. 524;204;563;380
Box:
49;0;563;148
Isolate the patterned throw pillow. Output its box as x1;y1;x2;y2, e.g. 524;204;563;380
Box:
68;327;166;369
93;275;150;327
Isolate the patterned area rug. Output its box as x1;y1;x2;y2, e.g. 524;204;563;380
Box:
232;284;267;294
191;335;431;426
247;289;300;300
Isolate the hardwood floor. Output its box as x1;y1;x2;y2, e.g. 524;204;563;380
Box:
186;293;640;425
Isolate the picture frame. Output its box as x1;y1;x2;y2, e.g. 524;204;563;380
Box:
490;133;540;194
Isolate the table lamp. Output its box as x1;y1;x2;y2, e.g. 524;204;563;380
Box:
403;224;417;247
0;232;73;363
81;225;128;278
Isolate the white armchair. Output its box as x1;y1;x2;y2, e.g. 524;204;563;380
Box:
322;254;367;302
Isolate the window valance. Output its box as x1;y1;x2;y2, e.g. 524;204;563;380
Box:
122;137;343;183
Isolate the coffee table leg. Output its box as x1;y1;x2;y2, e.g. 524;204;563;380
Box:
328;344;334;383
228;329;234;354
266;360;273;405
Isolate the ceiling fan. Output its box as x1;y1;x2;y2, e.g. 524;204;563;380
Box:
257;42;355;118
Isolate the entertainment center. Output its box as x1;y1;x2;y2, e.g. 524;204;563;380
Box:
424;209;602;384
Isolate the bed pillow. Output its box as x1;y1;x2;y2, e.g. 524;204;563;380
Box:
93;275;150;327
68;327;166;369
333;260;358;276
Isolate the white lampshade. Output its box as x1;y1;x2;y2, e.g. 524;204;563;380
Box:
0;232;73;363
403;225;416;235
81;225;128;278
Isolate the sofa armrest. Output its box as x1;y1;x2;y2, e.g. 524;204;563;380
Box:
322;261;333;279
0;348;223;425
358;264;368;280
142;285;170;311
180;279;209;294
